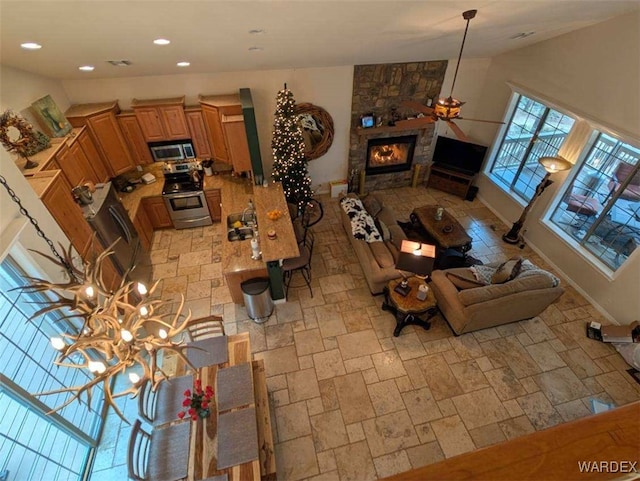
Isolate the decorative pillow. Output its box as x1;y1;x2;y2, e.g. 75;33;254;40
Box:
362;195;383;218
375;218;391;242
446;270;487;290
491;256;524;284
340;196;382;242
369;241;395;268
470;264;497;285
516;259;560;287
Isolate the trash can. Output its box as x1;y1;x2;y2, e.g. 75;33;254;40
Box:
241;277;273;323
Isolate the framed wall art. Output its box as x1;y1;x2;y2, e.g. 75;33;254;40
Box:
30;94;72;138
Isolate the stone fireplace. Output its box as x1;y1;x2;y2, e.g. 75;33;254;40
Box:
348;61;447;192
366;135;416;175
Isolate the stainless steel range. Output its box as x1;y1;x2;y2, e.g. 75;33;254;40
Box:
162;160;213;229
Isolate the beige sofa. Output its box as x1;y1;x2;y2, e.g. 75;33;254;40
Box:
430;261;564;335
339;193;407;294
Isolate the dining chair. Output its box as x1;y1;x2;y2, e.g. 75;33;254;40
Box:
282;229;315;297
128;418;191;481
138;379;158;425
128;419;151;481
186;315;225;341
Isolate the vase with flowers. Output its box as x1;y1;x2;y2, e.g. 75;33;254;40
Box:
177;379;214;421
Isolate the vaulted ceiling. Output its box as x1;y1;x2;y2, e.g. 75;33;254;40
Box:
1;1;638;80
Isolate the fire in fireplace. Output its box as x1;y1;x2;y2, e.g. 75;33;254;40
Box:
365;135;417;175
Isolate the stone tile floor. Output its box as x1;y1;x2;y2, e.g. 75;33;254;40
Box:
90;185;640;481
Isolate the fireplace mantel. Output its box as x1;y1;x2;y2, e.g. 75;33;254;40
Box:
356;125;429;137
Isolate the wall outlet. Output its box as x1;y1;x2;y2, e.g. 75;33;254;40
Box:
136;165;143;172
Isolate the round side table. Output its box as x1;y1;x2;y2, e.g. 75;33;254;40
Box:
382;277;438;337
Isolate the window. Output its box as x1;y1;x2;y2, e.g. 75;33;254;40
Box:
488;91;639;273
0;256;105;480
549;133;639;270
490;94;575;201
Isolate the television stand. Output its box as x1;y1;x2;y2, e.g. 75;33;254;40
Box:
427;164;476;199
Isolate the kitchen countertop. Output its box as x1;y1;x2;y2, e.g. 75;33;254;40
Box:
15;127;85;176
26;170;60;197
253;182;299;263
30;157;300;277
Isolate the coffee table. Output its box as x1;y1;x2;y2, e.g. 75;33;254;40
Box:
411;205;472;253
382;277;438;337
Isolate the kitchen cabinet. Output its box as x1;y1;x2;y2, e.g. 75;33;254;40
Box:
117;112;153;165
199;95;251;174
55;127;110;187
133;204;154;251
205;189;221;222
77;128;110;182
66;102;136;177
132;97;190;142
141;196;173;229
40;171;93;250
55;142;96;187
185;107;213;159
222;115;252;173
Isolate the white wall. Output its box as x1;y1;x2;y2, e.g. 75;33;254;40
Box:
471;11;640;323
62;66;354;193
0;66;73;282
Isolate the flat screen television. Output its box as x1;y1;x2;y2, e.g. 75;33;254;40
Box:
432;135;488;175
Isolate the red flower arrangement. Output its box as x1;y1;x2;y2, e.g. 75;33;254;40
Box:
177;379;214;421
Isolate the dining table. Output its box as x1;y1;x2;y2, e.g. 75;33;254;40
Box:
173;331;275;481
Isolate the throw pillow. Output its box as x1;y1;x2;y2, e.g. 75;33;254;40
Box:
470;264;497;285
491;256;524;284
340;196;382;243
369;241;395;268
375;218;391;242
362;195;383;218
446;270;487;290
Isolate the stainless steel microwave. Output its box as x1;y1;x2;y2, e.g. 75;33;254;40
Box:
148;139;195;162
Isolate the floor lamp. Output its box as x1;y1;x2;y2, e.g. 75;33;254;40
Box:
503;155;572;244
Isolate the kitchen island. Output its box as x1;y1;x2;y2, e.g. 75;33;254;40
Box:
117;167;298;304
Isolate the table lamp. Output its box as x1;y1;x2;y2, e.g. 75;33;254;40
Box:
394;240;437;295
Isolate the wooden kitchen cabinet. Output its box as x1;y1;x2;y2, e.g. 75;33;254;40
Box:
55;142;96;187
205;189;221;222
141;196;173;229
199;95;251;174
133;203;154;251
77;128;110;182
185;107;213;159
132;97;190;142
66;102;136;177
117;112;153;165
40;171;94;250
222;115;252;173
54;127;110;187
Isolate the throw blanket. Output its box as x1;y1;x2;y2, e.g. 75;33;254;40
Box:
340;197;382;243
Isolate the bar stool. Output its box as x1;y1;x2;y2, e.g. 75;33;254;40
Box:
282;230;315;297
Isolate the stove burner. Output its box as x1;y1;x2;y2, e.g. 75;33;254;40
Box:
162;177;203;196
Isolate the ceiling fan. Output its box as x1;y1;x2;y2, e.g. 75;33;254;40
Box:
396;9;504;141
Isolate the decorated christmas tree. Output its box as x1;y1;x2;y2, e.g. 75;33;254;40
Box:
271;85;313;211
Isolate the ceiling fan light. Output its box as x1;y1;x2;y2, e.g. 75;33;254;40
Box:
434;97;462;120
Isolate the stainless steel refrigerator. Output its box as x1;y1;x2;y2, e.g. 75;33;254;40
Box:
81;182;152;285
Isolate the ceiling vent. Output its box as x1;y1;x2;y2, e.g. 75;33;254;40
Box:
106;60;132;67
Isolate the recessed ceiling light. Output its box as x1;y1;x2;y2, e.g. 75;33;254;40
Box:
79;65;95;72
153;38;171;45
249;29;265;35
177;61;190;67
21;42;42;50
248;47;263;52
510;32;535;40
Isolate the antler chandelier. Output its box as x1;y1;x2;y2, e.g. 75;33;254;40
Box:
22;244;195;422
